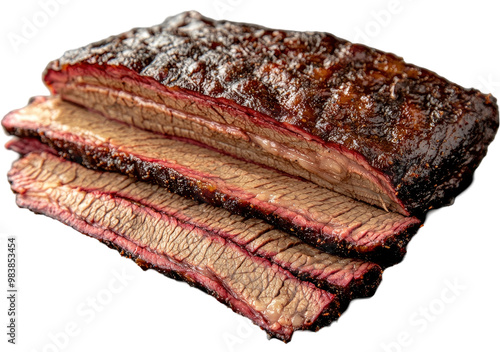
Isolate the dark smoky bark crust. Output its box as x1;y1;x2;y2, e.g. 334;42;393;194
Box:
43;11;499;215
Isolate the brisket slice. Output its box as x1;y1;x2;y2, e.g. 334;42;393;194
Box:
8;152;343;342
2;96;420;266
7;137;382;300
43;11;499;216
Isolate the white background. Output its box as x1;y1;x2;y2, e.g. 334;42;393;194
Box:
0;1;499;351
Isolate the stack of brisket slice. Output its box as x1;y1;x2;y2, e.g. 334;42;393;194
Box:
2;11;499;342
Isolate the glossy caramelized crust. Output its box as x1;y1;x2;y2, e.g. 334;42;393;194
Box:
43;11;499;215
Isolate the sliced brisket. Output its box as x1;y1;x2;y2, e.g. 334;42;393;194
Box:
43;11;499;216
8;152;344;342
7;137;382;300
3;96;420;266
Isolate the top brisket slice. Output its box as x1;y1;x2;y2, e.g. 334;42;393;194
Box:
43;11;499;216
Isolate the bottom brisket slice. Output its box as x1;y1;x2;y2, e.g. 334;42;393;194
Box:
8;152;344;342
2;96;420;266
